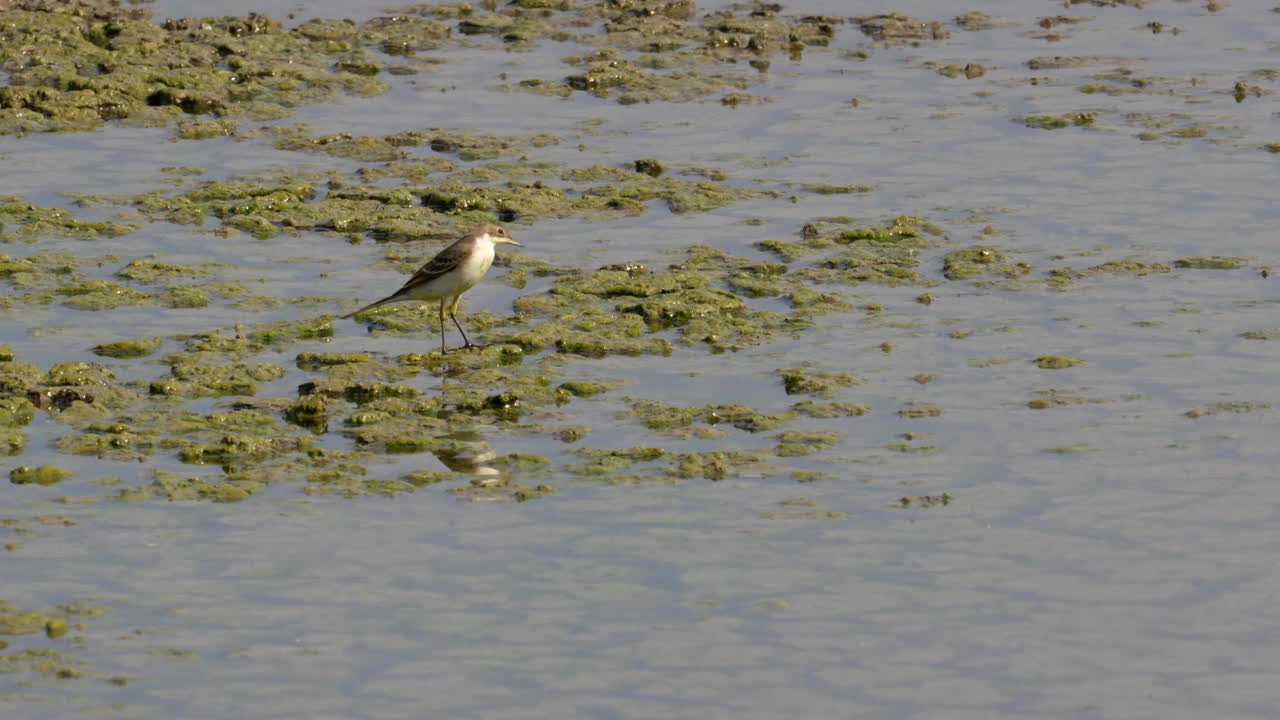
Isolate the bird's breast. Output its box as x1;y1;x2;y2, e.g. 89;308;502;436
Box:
437;243;494;296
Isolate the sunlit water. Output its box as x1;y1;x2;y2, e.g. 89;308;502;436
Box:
3;1;1280;718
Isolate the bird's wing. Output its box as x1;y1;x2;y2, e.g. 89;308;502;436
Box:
394;237;474;295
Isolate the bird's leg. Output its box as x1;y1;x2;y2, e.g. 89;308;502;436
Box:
449;295;475;349
438;299;448;354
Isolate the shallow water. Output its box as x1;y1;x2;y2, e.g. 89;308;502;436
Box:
3;0;1280;718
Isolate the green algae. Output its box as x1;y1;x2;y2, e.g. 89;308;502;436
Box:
1173;256;1249;270
303;473;417;498
0;598;104;680
492;248;805;355
0;2;406;136
0;429;23;456
942;246;1029;281
756;240;819;263
488;453;551;474
778;367;861;397
633;159;665;177
1027;56;1117;70
565;445;777;484
452;477;556;503
0;397;35;427
140;409;315;475
401;469;454;487
556;381;610;399
285;394;329;433
0;8;1060;509
1023;113;1096;130
1035;356;1084;369
669;449;771;481
115;259;212;283
895;492;953;508
92;337;162;359
263;125;558;163
886;442;938;455
1044;445;1091;454
43;619;68;639
556;51;751;104
761;508;846;520
175;431;309;468
775;217;939;288
296;352;373;371
174;118;238;140
566;447;665;476
791;401;868;418
1026;389;1144;410
0;361;43;396
10;465;71;486
806;184;873;195
0;345;12;362
897;403;943;419
626;399;793;436
0;198;134;241
856;14;948;46
30;362;139;414
56;279;152;310
152;361;286;398
0;647;84;680
0;607;50;635
53;422;160;462
1084;259;1172;276
129;160;759;244
774;431;838;457
1185;401;1270;419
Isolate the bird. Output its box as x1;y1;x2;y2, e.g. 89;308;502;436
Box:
341;223;522;353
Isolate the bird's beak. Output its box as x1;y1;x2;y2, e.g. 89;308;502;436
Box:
501;238;522;247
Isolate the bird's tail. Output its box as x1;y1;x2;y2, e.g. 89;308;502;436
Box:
339;293;402;319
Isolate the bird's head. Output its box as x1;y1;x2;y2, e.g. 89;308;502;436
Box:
479;223;521;247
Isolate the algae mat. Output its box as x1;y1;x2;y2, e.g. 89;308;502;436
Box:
2;0;1280;718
